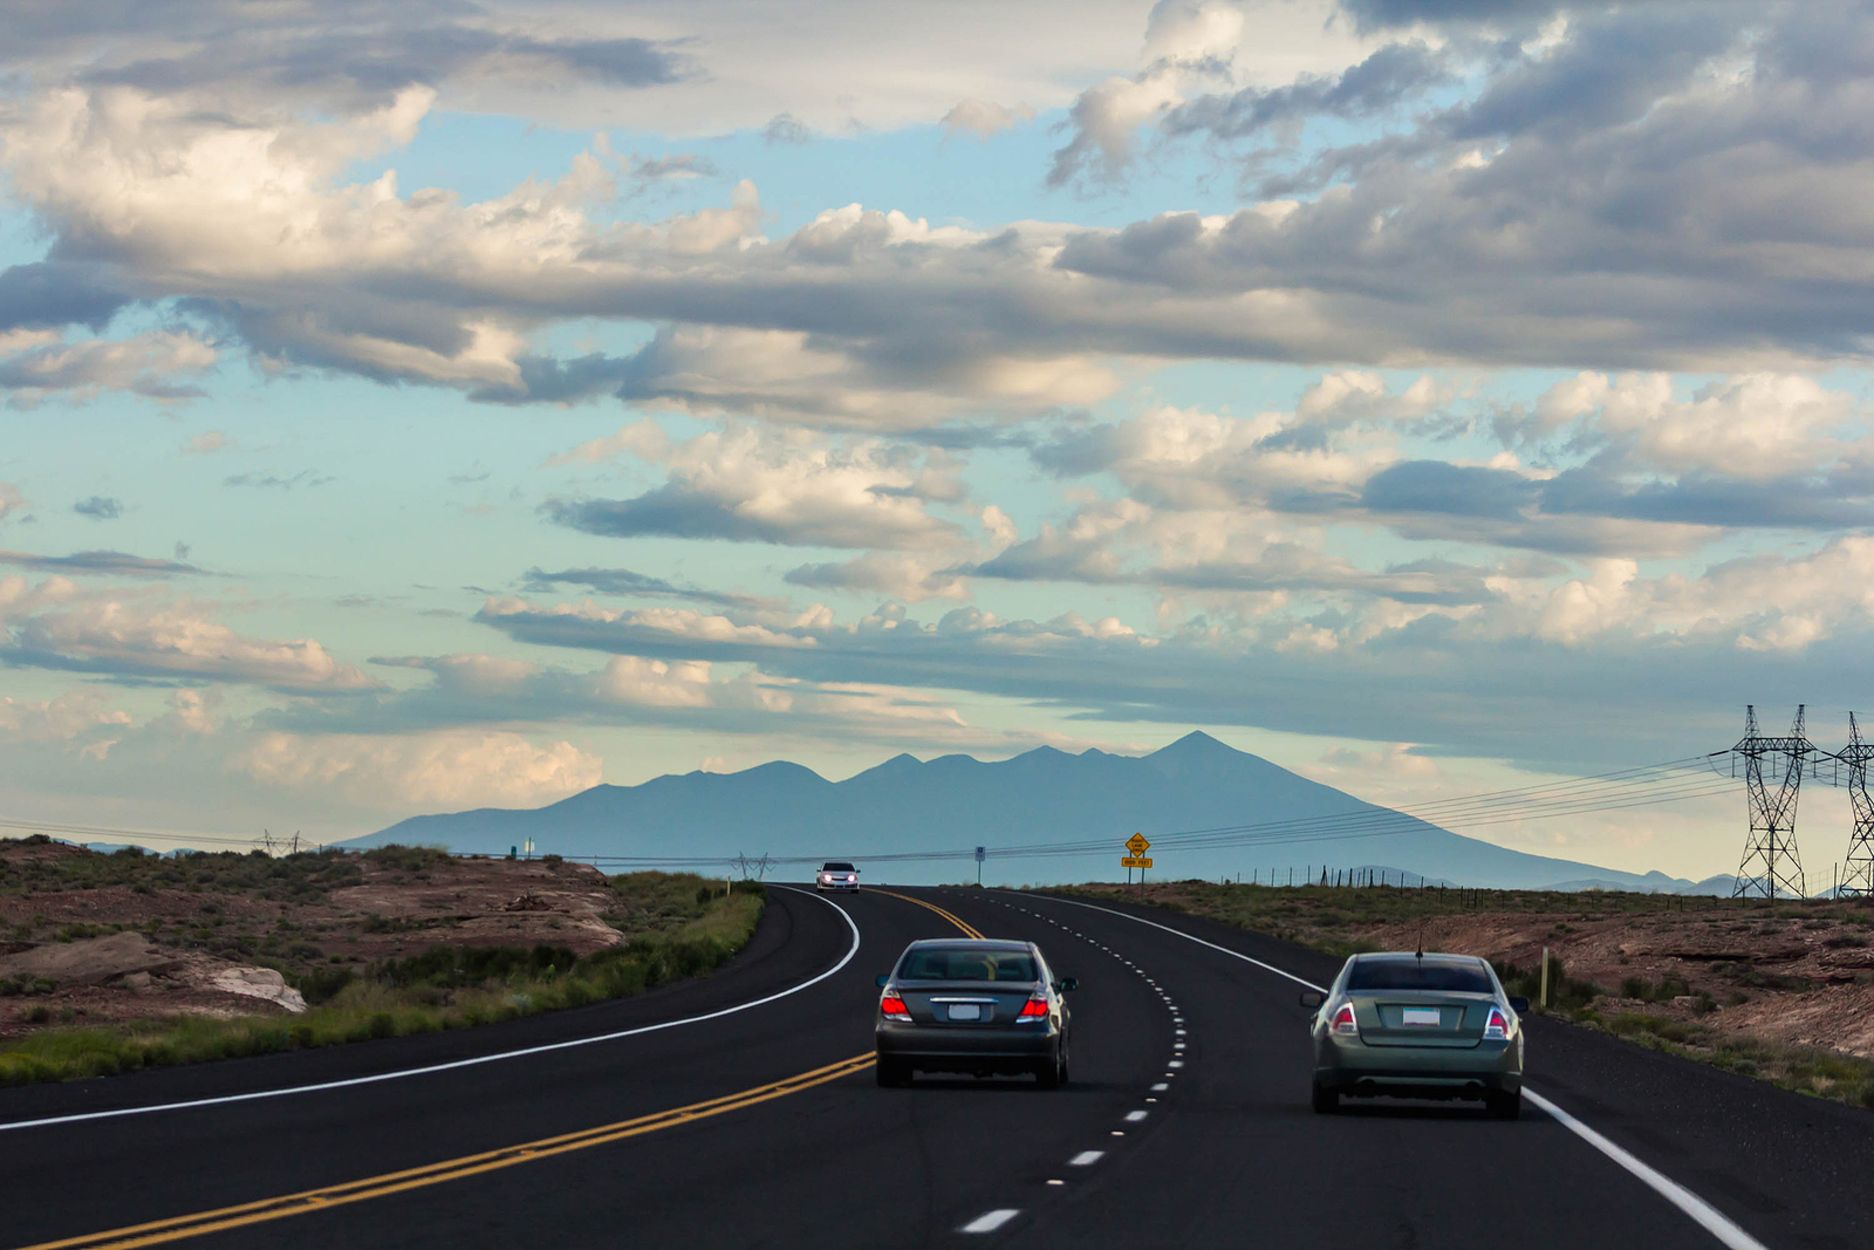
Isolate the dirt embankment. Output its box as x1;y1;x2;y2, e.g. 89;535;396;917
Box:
0;839;627;1040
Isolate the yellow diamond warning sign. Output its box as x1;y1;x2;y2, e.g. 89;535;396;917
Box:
1125;832;1150;856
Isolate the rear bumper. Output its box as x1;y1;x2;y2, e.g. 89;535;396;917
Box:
1314;1033;1522;1099
877;1021;1059;1067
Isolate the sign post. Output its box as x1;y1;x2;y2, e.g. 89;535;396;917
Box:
975;845;986;887
1122;833;1152;895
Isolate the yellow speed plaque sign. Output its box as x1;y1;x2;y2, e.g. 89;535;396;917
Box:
1120;856;1153;869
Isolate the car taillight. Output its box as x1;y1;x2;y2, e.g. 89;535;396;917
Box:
1017;993;1049;1021
879;995;911;1022
1330;1003;1359;1037
1483;1006;1511;1041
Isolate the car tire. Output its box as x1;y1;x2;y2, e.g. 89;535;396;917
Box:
876;1056;909;1088
1311;1081;1339;1114
1486;1089;1521;1120
1034;1046;1065;1090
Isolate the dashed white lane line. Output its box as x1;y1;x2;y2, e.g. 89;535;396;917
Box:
961;1209;1021;1234
1168;1059;1185;1068
1125;1110;1149;1122
1069;1150;1105;1166
1151;1082;1169;1092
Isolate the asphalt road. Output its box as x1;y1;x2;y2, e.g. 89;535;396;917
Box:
2;884;1870;1249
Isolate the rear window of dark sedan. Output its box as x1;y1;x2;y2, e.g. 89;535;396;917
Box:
898;948;1038;983
1346;957;1493;993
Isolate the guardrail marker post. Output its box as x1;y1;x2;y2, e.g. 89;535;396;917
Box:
1540;946;1551;1010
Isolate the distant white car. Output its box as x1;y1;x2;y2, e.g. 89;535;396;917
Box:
816;861;860;892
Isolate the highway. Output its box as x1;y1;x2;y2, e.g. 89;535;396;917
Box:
3;884;1871;1249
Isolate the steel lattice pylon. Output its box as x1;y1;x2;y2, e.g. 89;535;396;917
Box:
1839;712;1874;898
1731;704;1813;899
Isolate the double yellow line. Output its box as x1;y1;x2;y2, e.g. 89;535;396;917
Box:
17;1053;876;1250
872;888;985;939
17;888;987;1250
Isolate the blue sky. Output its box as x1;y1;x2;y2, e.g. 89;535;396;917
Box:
4;0;1874;880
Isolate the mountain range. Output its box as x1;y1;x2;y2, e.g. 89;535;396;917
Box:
345;732;1731;892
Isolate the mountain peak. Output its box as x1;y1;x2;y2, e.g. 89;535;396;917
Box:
1152;730;1234;757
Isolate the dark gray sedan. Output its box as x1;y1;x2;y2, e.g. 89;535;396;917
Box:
1301;951;1528;1118
874;938;1076;1088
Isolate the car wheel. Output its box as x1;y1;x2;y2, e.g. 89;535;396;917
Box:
1311;1081;1339;1114
1486;1089;1521;1120
1034;1047;1065;1090
875;1056;909;1088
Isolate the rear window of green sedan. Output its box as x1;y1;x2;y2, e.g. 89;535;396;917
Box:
1346;957;1493;993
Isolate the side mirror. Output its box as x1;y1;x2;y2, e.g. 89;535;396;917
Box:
1508;996;1530;1015
1298;990;1325;1010
875;973;891;988
1055;977;1079;993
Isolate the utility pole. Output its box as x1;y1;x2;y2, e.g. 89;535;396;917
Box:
1731;705;1814;899
1837;713;1874;897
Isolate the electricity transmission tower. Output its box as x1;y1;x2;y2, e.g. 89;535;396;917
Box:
1838;713;1874;897
1731;705;1813;899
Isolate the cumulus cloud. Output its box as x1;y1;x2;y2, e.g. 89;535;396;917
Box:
2;594;376;692
238;730;603;810
544;426;968;551
0;483;25;526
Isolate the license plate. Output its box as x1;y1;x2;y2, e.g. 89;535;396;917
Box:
948;1004;982;1022
1402;1007;1441;1027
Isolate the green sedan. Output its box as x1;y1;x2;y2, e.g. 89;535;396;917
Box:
1301;951;1529;1119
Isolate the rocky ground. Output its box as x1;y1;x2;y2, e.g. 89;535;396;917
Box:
0;838;631;1040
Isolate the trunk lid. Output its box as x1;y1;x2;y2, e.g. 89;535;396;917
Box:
897;982;1039;1026
1352;990;1495;1048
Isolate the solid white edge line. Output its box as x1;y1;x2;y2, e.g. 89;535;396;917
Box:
1521;1091;1766;1250
1015;891;1770;1250
960;1209;1021;1234
0;884;863;1134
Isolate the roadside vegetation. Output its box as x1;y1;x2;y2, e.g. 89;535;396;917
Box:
1051;879;1874;1111
0;842;763;1086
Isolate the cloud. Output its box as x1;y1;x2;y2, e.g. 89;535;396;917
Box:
0;330;216;406
2;594;376;693
0;261;130;331
941;99;1033;138
0;483;25;526
544;426;967;551
183;431;231;454
762;112;814;145
786;552;970;603
72;496;123;520
0;689;132;744
520;565;766;610
238;730;603;810
0;549;205;577
223;471;336;490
